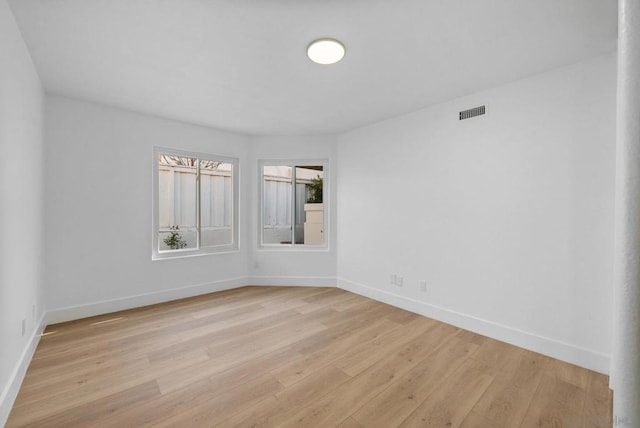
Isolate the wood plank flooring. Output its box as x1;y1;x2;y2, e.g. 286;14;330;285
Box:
7;286;612;427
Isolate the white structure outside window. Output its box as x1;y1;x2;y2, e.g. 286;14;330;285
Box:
152;147;239;259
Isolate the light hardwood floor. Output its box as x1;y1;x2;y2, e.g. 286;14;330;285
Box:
7;286;612;427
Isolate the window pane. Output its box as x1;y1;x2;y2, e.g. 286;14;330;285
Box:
200;160;233;247
157;154;197;251
296;166;324;245
263;166;292;244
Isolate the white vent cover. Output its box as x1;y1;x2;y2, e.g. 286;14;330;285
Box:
459;105;486;120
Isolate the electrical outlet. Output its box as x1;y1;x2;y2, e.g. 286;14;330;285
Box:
21;319;26;336
390;274;403;287
419;281;427;292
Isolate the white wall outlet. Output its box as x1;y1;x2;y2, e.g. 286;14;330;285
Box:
420;281;427;292
390;274;403;287
21;319;26;336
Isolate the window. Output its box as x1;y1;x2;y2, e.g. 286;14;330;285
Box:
153;148;239;259
260;161;327;248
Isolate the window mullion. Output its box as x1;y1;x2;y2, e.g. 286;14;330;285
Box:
196;159;201;250
291;165;296;246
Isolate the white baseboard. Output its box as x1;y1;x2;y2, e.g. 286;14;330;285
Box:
248;276;337;287
44;276;338;325
45;276;249;324
46;276;338;324
337;278;610;374
0;313;46;427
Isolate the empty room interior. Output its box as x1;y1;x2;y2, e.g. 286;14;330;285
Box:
2;0;640;427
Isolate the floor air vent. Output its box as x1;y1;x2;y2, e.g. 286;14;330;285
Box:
459;105;486;120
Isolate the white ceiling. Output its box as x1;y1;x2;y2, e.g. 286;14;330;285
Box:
9;0;617;135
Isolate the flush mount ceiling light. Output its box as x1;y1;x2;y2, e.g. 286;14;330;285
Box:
307;38;346;65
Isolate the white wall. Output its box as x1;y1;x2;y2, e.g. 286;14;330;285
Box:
337;54;616;373
249;136;338;285
44;96;251;321
0;0;45;423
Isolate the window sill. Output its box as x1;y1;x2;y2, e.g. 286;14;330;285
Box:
152;247;240;260
256;245;330;253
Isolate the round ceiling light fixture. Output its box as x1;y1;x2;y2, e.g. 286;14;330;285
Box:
307;38;346;65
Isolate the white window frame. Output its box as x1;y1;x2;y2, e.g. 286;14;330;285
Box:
152;147;240;260
258;159;329;251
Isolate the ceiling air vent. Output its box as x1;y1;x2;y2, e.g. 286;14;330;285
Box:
459;105;486;121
